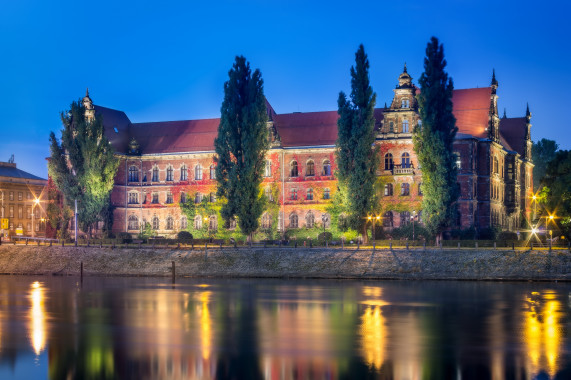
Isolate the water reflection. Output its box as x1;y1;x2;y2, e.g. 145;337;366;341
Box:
0;278;569;379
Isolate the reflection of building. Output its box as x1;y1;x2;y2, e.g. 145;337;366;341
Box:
84;67;532;236
0;158;47;238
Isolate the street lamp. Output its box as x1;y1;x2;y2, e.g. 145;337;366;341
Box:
321;213;329;233
32;198;40;238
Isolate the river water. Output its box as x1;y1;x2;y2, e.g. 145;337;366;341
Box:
0;276;569;379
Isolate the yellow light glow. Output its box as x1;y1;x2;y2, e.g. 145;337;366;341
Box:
29;281;46;355
34;198;40;205
532;195;537;200
532;228;538;234
200;291;212;361
549;215;554;220
360;305;386;370
368;216;372;220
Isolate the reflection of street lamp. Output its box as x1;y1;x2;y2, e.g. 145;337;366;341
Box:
32;198;40;238
368;215;380;241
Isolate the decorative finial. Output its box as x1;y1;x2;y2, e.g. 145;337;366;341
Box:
85;87;90;97
403;62;407;73
384;102;387;109
491;69;498;86
526;103;531;117
503;108;507;118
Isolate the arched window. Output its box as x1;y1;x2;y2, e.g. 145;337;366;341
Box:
401;152;410;168
128;215;139;230
195;165;203;180
401;183;410;196
400;211;411;226
152;166;159;182
166;216;174;230
209;215;217;231
264;160;272;177
265;186;273;202
210;192;216;203
388;121;394;133
180;192;187;204
210;165;216;179
402;120;409;133
307;188;313;201
128;166;139;182
384;183;393;196
194;215;202;229
290;161;298;177
306;160;315;176
195;192;203;204
180;165;187;181
322;213;331;228
289;213;298;228
166;166;174;181
323;188;330;199
152;215;160;230
322;160;331;176
384;153;394;170
151;192;159;204
305;212;315;228
261;213;272;229
383;211;393;227
180;216;188;229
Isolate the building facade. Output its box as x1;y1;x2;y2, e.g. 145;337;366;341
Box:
0;158;47;238
86;68;533;237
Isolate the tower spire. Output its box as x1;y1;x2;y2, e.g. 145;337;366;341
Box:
491;69;498;87
503;108;507;119
403;62;407;73
526;102;531;118
85;87;89;97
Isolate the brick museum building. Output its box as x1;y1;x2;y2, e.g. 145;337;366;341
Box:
81;67;533;237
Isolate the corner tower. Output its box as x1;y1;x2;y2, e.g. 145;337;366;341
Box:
381;64;420;135
488;70;500;142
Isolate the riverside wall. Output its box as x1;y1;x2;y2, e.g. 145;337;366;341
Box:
0;245;570;281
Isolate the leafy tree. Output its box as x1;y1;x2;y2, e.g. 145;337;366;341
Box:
413;37;459;240
214;56;268;241
48;100;120;237
336;44;378;243
539;150;571;240
532;138;558;189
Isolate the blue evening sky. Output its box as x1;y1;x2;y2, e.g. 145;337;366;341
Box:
0;0;569;178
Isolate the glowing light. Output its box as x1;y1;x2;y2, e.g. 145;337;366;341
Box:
532;195;537;200
34;198;40;205
29;281;46;355
200;291;212;361
532;228;538;234
360;305;386;370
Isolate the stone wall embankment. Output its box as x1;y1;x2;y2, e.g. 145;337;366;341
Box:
0;245;569;281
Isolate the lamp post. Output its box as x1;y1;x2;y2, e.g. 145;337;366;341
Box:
321;213;329;234
32;198;40;238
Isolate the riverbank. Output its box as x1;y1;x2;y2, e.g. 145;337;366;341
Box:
0;245;569;281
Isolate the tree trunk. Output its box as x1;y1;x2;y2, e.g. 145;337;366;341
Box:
361;224;368;244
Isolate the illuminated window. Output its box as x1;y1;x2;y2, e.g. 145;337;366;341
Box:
210;165;216;179
384;183;393;196
18;192;22;201
9;191;13;201
210;192;216;203
208;215;217;231
194;215;202;229
306;160;315;176
454;152;461;169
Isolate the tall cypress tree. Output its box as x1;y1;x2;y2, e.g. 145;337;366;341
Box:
48;100;119;237
215;56;268;241
336;44;378;243
413;37;459;240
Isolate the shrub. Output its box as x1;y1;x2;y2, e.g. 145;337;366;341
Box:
318;231;333;243
498;231;518;240
177;231;193;240
478;227;501;240
117;232;132;243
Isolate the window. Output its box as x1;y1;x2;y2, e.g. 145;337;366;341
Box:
454;152;461;169
290;161;298;177
264;160;272;177
152;215;160;230
128;166;139;182
210;165;216;179
418;183;423;196
305;212;315;228
507;163;513;180
166;166;174;181
322;213;331;228
401;152;410;168
290;189;298;201
384;183;393;196
261;213;272;229
401;99;410;108
128;215;139;230
195;165;203;180
323;188;330;200
9;205;14;218
180;216;188;229
229;217;237;230
151;193;159;204
209;215;217;231
18;192;22;201
194;215;203;229
128;192;139;204
180;192;187;204
195;192;203;204
18;206;22;219
166;192;173;204
265;187;273;202
388;121;394;133
9;191;13;201
402;120;409;133
180;165;187;181
152;166;159;182
27;222;31;232
307;188;313;201
322;160;331;176
166;216;174;230
400;211;411;226
401;183;410;196
306;160;315;176
27;206;31;219
384;153;394;170
383;211;393;227
210;192;216;203
289;213;298;228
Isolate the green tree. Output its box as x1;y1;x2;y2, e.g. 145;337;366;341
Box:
214;56;268;241
336;44;378;243
413;37;459;240
539;150;571;240
48;100;119;237
532;138;558;190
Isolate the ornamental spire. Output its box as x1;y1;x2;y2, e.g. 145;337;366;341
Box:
491;69;498;87
403;62;407;73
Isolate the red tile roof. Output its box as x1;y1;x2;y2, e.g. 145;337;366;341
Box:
274;111;339;147
451;87;491;138
500;117;527;156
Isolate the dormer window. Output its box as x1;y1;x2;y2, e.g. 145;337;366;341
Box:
401;99;410;108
